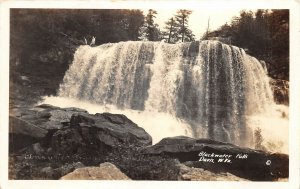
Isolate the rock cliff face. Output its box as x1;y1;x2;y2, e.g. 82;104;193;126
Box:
270;79;289;105
9;104;288;181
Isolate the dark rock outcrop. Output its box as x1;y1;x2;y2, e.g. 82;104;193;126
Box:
9;115;48;152
9;104;88;152
9;104;151;158
142;136;288;181
11;104;89;131
69;113;152;147
35;105;88;129
9;115;48;138
49;112;152;155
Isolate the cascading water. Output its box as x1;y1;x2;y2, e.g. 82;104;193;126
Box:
44;40;288;152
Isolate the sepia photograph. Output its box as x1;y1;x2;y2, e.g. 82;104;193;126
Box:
1;0;300;189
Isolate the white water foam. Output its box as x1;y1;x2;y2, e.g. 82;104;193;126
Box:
247;104;289;153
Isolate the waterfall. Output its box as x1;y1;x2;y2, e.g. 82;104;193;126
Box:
56;40;283;148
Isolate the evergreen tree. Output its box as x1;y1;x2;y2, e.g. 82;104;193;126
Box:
162;17;177;43
139;9;161;41
163;10;195;43
174;9;195;42
145;9;160;41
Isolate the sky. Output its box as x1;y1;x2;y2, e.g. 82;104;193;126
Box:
141;9;246;40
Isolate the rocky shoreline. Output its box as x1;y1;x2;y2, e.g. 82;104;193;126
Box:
9;104;288;181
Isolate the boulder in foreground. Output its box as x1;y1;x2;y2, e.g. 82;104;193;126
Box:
142;136;288;181
49;112;152;155
177;163;248;181
69;112;152;147
60;162;130;180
